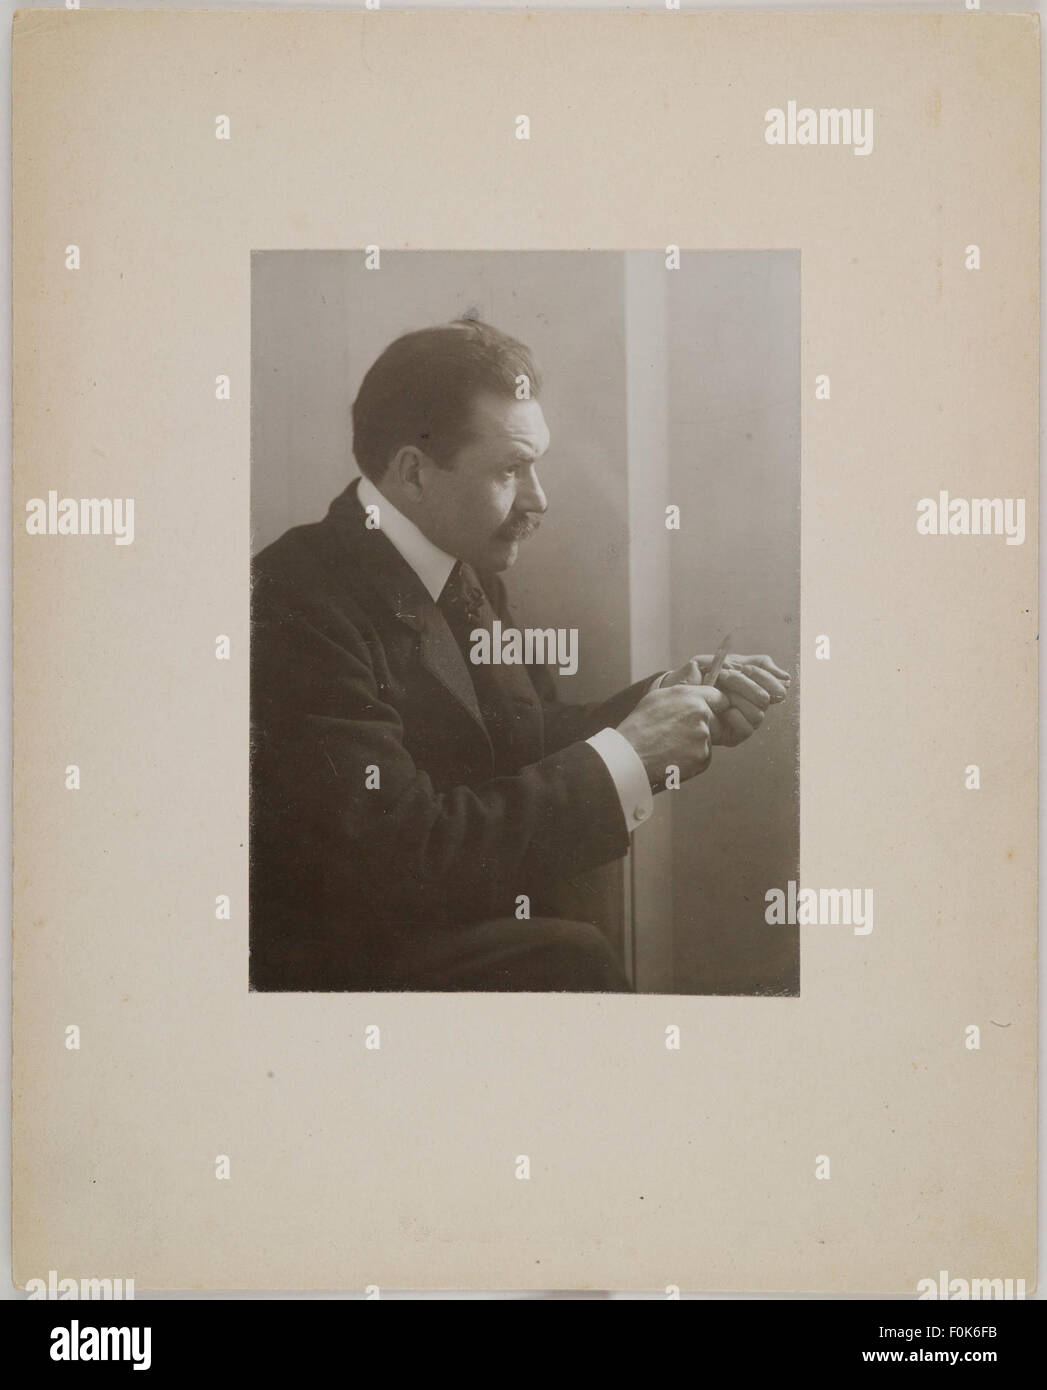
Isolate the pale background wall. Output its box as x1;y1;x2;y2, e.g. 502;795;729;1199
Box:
667;252;800;994
251;250;799;993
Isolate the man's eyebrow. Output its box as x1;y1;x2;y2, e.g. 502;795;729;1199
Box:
506;441;549;459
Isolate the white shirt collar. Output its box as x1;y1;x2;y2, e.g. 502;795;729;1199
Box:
356;474;456;603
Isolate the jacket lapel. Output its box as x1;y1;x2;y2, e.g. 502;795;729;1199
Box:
417;614;486;732
476;575;546;770
326;481;492;745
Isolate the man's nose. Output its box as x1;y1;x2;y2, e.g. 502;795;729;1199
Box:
518;466;548;514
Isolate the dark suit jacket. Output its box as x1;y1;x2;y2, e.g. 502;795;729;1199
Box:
249;478;655;990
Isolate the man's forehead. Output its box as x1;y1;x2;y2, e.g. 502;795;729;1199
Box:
468;392;550;454
506;422;551;455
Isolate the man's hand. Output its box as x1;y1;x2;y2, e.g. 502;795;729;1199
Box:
662;653;791;748
616;684;731;788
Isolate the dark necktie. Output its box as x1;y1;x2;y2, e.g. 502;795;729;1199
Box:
438;562;518;772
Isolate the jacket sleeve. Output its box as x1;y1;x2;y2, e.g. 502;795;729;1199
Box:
250;573;633;928
531;662;662;754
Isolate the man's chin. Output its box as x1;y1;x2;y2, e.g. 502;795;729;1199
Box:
486;537;520;570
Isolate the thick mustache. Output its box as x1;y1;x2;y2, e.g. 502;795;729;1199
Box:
499;514;542;540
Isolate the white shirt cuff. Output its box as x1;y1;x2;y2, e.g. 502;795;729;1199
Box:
585;727;654;832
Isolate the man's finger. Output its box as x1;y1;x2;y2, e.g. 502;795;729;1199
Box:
736;663;789;703
726;695;764;728
717;668;771;709
723;709;755;744
696;686;731;718
662;657;707;688
739;654;791;682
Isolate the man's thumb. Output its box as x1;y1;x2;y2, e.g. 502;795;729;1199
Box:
704;687;730;715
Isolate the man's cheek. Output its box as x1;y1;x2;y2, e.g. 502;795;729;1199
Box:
490;498;514;535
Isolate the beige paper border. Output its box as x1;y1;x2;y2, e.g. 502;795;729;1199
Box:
12;9;1038;1291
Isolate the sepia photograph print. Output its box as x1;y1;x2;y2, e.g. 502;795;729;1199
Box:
10;7;1037;1311
250;250;800;994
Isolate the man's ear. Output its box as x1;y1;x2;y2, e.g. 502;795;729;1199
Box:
389;445;428;500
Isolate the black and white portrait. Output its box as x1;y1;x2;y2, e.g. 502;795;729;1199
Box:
250;251;799;994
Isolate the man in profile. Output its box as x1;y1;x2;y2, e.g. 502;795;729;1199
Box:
250;317;789;992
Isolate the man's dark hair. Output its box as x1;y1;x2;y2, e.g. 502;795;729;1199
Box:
351;318;542;481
